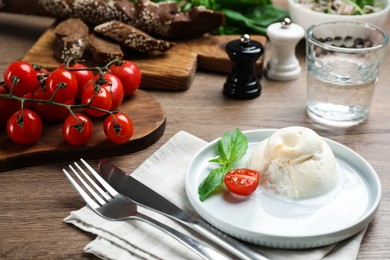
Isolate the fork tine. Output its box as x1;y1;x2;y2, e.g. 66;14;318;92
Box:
73;162;111;201
80;158;118;197
63;168;100;209
68;165;106;206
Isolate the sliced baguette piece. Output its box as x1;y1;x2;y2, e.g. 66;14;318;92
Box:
53;18;89;62
94;21;175;53
87;34;124;64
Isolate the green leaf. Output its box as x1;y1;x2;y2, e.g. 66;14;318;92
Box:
218;128;248;164
244;5;289;27
216;0;272;9
220;9;268;35
198;165;232;201
220;6;289;35
209;156;228;165
216;24;243;35
192;0;215;10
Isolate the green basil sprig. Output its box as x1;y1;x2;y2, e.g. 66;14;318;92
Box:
198;128;248;201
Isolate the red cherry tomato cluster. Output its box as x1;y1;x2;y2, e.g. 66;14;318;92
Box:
0;60;142;145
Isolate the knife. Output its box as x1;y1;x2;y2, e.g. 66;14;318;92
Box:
98;159;269;260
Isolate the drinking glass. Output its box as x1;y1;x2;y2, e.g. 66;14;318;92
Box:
306;21;388;127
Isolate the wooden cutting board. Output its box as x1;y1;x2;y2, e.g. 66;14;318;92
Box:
0;90;166;172
22;27;267;91
1;28;266;172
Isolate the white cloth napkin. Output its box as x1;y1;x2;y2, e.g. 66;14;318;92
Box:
64;131;367;260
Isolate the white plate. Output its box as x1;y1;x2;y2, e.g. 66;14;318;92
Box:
185;129;381;249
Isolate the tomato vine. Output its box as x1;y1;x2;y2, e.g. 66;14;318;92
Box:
0;58;141;145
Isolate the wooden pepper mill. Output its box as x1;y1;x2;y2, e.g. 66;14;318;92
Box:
223;34;264;99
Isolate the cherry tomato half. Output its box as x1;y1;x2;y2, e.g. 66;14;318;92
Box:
46;68;78;102
82;84;112;117
62;113;93;146
109;60;141;97
103;113;134;144
58;63;94;100
6;109;43;145
224;168;260;196
4;61;38;97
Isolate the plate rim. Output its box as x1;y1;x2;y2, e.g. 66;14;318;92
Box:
185;128;382;248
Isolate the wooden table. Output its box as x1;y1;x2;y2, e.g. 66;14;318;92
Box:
1;4;390;259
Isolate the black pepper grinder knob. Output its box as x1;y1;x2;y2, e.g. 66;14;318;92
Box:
223;34;264;99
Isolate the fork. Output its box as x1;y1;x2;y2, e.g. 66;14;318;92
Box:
63;159;229;260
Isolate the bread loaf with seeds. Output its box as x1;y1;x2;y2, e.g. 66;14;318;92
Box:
2;0;223;40
95;21;175;53
38;0;133;25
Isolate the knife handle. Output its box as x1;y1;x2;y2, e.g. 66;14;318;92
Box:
191;220;269;260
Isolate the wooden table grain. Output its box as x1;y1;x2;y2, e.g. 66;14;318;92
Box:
1;3;390;259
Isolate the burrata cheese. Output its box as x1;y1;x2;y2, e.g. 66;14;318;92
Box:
247;126;338;199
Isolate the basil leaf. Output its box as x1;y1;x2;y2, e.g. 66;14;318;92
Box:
218;128;248;164
209;156;228;165
198;165;232;202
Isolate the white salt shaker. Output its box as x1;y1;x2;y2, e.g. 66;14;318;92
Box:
265;18;304;81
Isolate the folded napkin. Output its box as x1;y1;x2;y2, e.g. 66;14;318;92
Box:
64;131;367;260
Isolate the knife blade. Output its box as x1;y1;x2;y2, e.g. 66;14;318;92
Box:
98;159;268;260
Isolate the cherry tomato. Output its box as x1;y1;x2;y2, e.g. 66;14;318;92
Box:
35;66;49;90
4;61;38;97
93;73;124;111
62;113;93;146
22;92;34;110
0;85;21;126
32;87;74;121
35;66;49;81
35;67;49;78
58;63;94;100
224;168;260;196
82;84;112;117
109;60;141;96
46;68;77;102
6;109;42;145
103;113;134;144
